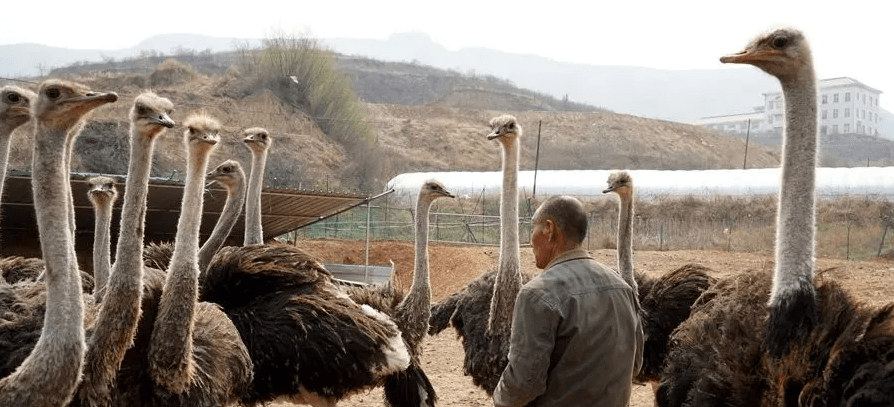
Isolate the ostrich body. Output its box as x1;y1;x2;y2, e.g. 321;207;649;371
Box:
349;180;455;407
86;176;118;302
243;127;270;246
73;92;174;407
146;114;252;398
143;160;247;273
656;27;894;407
0;79;117;406
199;242;411;406
602;171;715;385
428;115;527;394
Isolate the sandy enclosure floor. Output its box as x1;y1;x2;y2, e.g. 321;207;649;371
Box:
263;239;894;407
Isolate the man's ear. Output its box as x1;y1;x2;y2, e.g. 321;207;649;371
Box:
545;219;555;241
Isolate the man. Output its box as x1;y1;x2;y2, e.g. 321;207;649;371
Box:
493;195;643;407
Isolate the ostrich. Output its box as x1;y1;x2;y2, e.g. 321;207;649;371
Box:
428;115;527;394
0;86;36;204
143;113;252;401
198;159;246;272
0;86;93;289
602;171;715;385
86;176;118;303
142;159;246;272
0;85;40;284
73;92;174;407
0;79;117;405
199;241;413;406
656;27;894;407
349;179;455;406
242;127;270;246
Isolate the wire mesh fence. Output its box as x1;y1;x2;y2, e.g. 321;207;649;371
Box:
283;192;894;262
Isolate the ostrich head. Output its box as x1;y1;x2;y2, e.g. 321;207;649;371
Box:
603;171;633;196
486;115;522;145
1;85;37;133
720;27;812;80
206;159;245;189
183;113;221;154
87;176;118;206
32;79;118;130
243;127;271;153
421;179;456;201
130;92;174;138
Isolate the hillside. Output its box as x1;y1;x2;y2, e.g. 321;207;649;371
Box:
4;53;780;193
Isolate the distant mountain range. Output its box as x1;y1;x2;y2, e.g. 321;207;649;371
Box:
2;32;891;137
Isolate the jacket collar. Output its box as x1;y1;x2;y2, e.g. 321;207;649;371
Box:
544;248;591;270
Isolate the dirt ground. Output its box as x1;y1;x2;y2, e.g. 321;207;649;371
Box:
268;239;894;407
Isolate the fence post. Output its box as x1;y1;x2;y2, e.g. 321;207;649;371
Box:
364;200;371;283
878;224;889;257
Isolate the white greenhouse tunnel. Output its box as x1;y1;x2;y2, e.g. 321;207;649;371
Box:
385;167;894;201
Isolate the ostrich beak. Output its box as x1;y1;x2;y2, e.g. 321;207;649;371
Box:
69;91;119;104
486;131;503;140
150;114;175;128
720;49;777;64
603;185;615;194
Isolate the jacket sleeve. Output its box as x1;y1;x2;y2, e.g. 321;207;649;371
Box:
493;287;558;407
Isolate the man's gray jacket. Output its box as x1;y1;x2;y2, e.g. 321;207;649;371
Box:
493;249;644;407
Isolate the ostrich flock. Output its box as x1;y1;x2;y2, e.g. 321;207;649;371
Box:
0;26;892;407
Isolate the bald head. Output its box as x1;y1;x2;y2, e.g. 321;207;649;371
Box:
533;195;588;245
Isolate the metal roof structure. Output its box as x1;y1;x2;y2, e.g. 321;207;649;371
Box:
0;170;370;263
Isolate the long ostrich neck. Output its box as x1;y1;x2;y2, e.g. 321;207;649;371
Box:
149;140;213;393
772;71;818;300
244;147;267;245
78;129;155;406
0;130;12;205
91;196;114;302
198;179;246;272
618;190;636;291
488;136;521;337
395;193;434;352
0;124;85;404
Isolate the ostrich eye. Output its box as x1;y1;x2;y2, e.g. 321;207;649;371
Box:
259;134;267;139
136;105;150;115
45;88;61;99
6;93;20;103
223;166;232;173
772;36;788;49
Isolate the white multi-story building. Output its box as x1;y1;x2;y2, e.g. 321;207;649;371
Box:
698;77;882;136
695;110;769;133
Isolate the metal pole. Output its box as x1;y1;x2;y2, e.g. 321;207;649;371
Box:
742;119;751;170
364;200;371;283
532;120;543;199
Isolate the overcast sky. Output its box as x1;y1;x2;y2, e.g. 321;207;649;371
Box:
4;0;890;110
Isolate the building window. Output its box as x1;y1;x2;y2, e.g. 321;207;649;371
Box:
863;110;866;119
845;108;850;118
870;97;873;105
834;93;839;103
846;92;851;102
822;95;828;104
822;110;827;119
767;100;772;109
845;123;850;133
833;124;839;133
833;109;839;118
863;94;866;104
821;125;828;135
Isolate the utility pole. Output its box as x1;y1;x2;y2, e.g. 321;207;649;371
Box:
742;119;751;170
532;120;543;199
